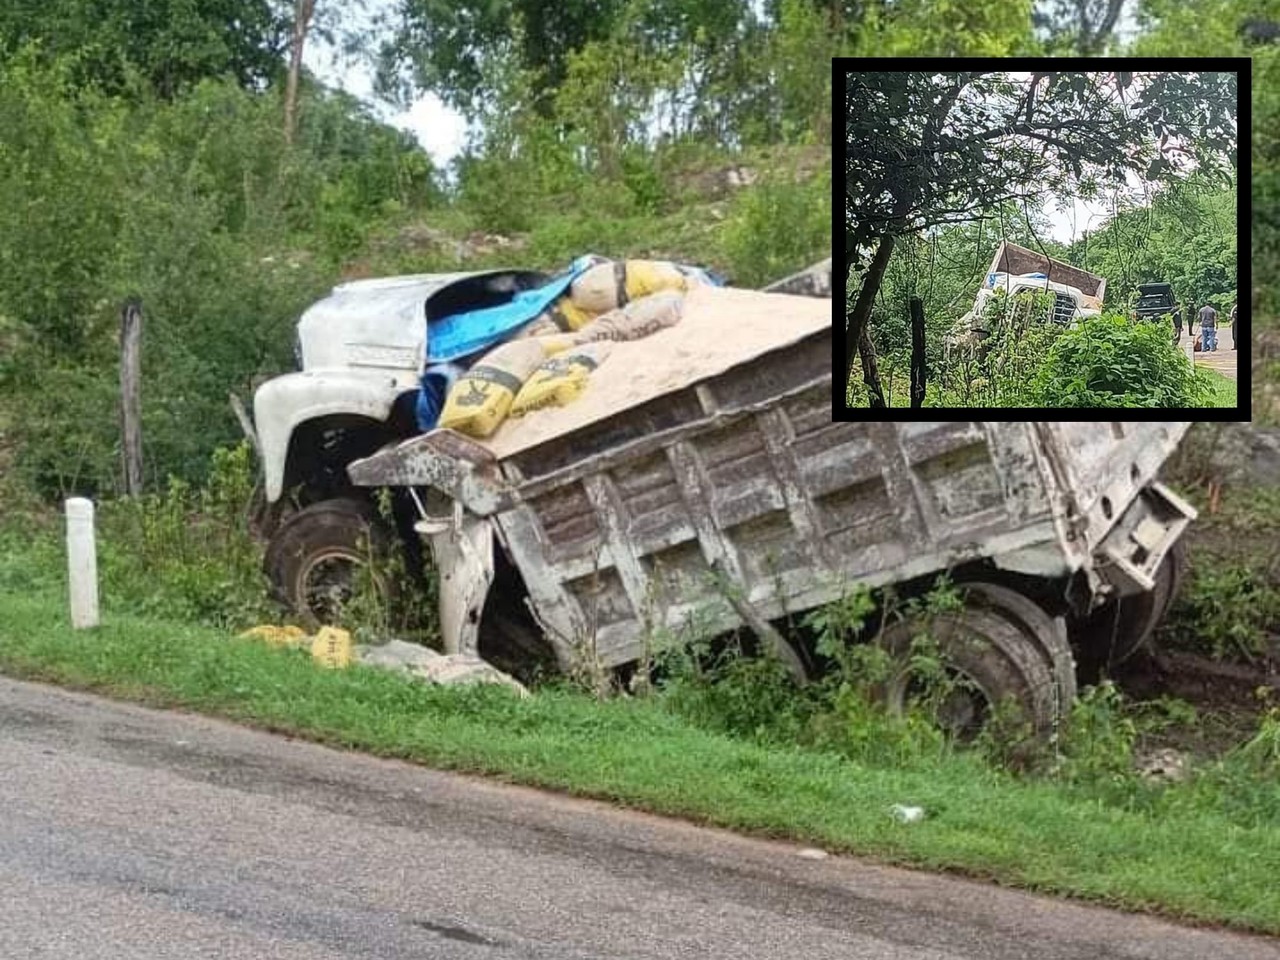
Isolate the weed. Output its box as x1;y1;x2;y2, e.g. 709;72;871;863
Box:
1166;561;1280;662
335;487;440;646
718;170;831;287
93;442;273;628
1056;681;1140;787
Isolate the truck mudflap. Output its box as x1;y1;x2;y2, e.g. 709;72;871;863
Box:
1094;481;1197;597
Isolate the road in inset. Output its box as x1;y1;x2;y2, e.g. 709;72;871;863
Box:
0;676;1276;960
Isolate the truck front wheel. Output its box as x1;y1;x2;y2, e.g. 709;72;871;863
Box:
263;498;392;626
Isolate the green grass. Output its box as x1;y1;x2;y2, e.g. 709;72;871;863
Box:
1;585;1278;934
1197;368;1238;408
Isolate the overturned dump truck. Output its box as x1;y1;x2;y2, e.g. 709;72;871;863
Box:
253;256;1192;735
955;241;1109;347
344;303;1193;737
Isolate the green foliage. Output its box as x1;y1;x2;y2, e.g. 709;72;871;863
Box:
0;50;440;497
719;171;832;287
1056;681;1141;787
94;443;273;628
658;640;820;745
1166;561;1280;662
661;579;990;771
0;0;290;99
1031;314;1209;407
1063;184;1236;311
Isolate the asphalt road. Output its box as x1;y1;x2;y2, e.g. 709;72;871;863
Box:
1;676;1277;960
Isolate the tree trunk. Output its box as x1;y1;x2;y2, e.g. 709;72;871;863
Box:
845;232;895;388
910;296;927;408
283;0;316;145
119;299;144;496
859;329;886;408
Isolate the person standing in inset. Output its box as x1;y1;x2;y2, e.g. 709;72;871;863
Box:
1230;301;1237;350
1199;302;1219;352
1172;302;1183;345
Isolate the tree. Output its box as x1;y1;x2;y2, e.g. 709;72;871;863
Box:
1034;0;1127;54
0;0;292;99
842;69;1238;398
284;0;318;144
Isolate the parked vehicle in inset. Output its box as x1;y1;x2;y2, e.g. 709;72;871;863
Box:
1134;282;1176;322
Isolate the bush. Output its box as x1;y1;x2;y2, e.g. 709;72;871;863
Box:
1031;314;1209;407
719;170;831;287
95;443;273;628
1165;560;1280;662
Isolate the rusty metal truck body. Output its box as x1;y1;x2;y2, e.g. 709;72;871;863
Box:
347;281;1194;681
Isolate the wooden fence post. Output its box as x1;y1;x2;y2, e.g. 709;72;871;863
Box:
120;298;143;496
910;297;927;409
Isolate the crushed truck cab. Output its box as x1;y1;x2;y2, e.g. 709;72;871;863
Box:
253;269;550;504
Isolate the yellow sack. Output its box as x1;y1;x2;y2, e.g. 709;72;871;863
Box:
519;296;599;343
568;260;691;314
524;295;597;333
510;342;614;416
310;625;353;669
599;291;685;341
438;337;566;438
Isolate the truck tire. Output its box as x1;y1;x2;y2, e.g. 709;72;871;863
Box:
958;582;1076;721
263;498;392;626
878;605;1061;739
1069;538;1186;677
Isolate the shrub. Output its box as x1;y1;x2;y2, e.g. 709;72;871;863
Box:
719;170;831;287
94;442;273;628
1031;314;1209;407
1164;560;1280;662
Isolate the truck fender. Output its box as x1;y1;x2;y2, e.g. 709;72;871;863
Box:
253;370;413;502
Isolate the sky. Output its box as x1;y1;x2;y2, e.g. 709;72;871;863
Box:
303;7;468;168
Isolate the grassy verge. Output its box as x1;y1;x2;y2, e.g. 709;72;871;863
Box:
1;586;1278;934
1196;367;1238;408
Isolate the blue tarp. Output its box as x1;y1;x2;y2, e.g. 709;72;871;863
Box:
425;255;600;363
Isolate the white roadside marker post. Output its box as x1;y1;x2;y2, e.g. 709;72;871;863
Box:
65;497;99;629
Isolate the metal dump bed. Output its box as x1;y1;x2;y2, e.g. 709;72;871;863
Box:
349;297;1193;670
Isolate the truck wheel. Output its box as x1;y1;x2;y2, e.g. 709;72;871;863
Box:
264;498;391;626
1070;538;1186;677
878;605;1061;739
958;582;1076;720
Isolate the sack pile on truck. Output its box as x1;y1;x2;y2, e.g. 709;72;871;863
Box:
440;289;691;437
438;337;567;438
510;341;615;416
427;256;714;438
524;259;704;334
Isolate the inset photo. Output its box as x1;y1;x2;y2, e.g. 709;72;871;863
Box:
835;61;1247;418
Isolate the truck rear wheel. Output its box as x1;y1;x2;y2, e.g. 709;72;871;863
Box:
263;498;392;626
959;582;1076;721
878;601;1065;739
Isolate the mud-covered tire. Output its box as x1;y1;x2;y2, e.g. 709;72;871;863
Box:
958;582;1077;721
263;498;392;626
1070;537;1187;676
878;606;1061;739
